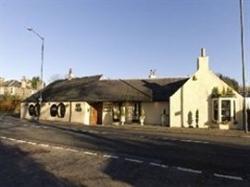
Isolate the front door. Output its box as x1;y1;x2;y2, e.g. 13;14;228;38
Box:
90;103;103;125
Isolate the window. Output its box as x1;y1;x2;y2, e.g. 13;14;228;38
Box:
221;100;231;122
75;103;82;112
50;104;58;117
112;103;121;122
58;103;66;118
133;103;141;122
213;100;218;121
233;100;236;122
28;104;35;116
34;103;40;116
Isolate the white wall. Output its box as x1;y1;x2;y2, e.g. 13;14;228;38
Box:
71;102;91;124
142;102;169;125
21;101;91;125
170;70;243;129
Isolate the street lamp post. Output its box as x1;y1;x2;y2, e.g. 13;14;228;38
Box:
239;0;248;133
27;27;45;104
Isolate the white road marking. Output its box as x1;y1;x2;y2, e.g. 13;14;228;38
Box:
125;158;143;164
34;126;41;128
213;173;243;181
8;138;16;141
15;139;26;143
64;148;79;153
103;154;119;159
177;167;202;174
53;146;65;150
39;143;49;147
0;136;246;182
180;139;209;144
84;151;97;156
28;142;38;145
149;162;168;168
190;140;209;144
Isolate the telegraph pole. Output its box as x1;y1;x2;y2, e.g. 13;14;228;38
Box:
239;0;248;133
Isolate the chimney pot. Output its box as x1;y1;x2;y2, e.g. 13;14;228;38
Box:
201;48;206;57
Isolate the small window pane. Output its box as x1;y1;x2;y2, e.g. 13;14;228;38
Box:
213;100;218;121
221;100;231;122
50;104;58;117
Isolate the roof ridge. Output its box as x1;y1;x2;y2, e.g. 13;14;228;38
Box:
100;77;188;81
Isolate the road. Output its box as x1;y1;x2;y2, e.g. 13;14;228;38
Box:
0;115;250;186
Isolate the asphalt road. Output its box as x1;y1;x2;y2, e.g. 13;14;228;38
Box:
1;115;250;186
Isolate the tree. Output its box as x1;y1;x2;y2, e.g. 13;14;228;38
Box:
217;73;239;92
31;76;41;89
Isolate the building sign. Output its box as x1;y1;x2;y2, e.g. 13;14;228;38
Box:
75;103;82;112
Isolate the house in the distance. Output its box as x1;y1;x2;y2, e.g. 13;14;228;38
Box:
21;49;243;130
0;77;37;99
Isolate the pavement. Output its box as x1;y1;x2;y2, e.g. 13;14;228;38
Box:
36;117;250;137
34;118;250;147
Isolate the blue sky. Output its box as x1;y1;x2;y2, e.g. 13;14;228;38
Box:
1;0;250;84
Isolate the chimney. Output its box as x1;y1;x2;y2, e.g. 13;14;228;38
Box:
67;68;75;80
21;76;26;88
148;69;157;79
197;48;209;71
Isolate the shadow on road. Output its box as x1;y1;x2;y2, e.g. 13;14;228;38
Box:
2;117;250;186
38;123;250;182
0;142;79;187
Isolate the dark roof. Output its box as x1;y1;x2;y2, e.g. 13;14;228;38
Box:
3;80;21;87
25;75;188;102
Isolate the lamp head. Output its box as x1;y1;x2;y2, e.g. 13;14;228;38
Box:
27;27;33;31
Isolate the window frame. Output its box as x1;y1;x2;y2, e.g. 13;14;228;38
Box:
50;104;58;117
212;98;235;124
58;103;66;118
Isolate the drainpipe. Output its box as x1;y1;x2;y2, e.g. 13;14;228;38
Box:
69;102;72;123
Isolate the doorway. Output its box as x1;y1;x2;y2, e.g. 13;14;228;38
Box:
90;103;103;125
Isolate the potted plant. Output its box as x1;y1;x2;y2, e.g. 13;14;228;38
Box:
120;107;126;126
161;109;167;126
219;120;230;130
139;108;145;126
187;111;193;128
195;109;199;128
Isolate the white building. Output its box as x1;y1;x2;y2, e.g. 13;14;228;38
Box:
21;49;244;130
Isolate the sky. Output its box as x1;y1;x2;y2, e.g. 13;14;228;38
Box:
1;0;250;84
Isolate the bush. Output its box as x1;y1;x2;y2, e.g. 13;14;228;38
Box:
0;94;21;112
